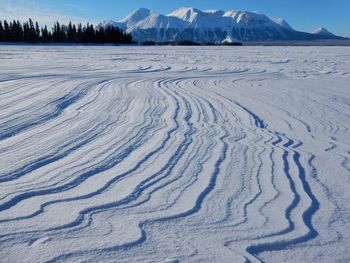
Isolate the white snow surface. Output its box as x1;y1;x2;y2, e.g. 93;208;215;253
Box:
0;45;350;263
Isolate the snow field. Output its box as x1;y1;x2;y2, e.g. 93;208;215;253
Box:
0;45;349;262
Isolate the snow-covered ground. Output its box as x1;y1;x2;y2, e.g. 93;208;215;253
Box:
0;45;349;263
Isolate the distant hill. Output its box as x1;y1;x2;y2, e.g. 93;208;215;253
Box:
312;27;335;37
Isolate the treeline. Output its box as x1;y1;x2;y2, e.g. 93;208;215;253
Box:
0;19;132;44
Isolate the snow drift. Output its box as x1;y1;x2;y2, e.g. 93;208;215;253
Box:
0;45;349;262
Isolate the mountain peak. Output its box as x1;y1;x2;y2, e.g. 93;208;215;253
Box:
223;10;270;25
171;6;202;13
273;18;293;30
122;8;152;24
313;27;334;36
133;7;151;14
168;7;202;21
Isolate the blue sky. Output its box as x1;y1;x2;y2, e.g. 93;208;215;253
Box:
1;0;349;36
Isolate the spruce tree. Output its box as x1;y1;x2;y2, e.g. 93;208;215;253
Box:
35;21;40;41
0;21;3;41
41;25;50;42
4;20;11;41
28;18;36;42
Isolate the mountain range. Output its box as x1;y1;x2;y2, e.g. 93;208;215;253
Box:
98;7;346;43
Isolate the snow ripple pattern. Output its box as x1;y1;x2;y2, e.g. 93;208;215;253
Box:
0;46;350;263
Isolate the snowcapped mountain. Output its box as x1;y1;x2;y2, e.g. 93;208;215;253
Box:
272;18;293;30
312;27;335;36
98;20;126;30
98;7;344;43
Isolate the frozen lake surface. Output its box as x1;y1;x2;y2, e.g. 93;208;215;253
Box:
0;45;349;262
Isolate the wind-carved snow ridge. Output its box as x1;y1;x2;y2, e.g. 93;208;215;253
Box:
0;46;350;263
